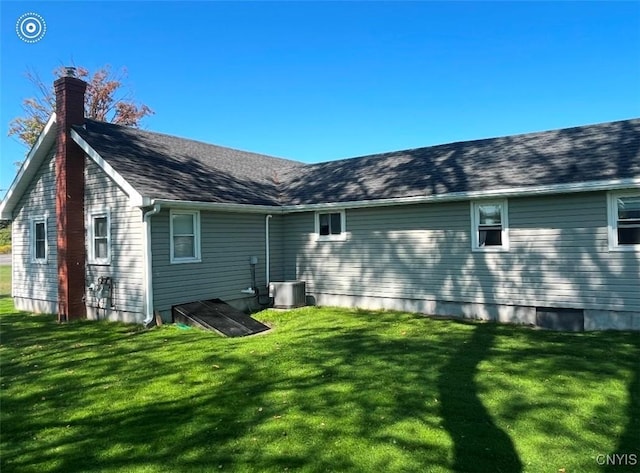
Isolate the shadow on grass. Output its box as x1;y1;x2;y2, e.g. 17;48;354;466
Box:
604;343;640;473
0;306;469;472
438;322;522;472
1;303;637;473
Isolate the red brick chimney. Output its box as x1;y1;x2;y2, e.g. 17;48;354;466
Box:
54;68;87;322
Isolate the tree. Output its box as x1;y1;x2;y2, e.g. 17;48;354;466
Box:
8;65;154;148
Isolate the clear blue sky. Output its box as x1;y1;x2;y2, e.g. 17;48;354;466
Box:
1;1;640;195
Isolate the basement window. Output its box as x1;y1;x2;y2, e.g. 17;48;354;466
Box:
608;192;640;250
88;210;111;265
471;200;509;251
170;210;201;263
315;210;346;241
30;216;47;263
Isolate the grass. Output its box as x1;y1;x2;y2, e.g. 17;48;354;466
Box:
0;288;638;472
0;265;10;296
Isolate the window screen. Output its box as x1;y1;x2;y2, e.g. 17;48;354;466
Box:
478;204;502;246
172;212;197;259
617;196;640;245
318;212;342;236
34;221;46;260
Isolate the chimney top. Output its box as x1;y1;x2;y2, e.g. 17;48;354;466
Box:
63;66;77;78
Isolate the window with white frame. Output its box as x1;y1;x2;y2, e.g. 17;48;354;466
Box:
471;200;509;250
315;210;346;240
170;210;201;263
31;217;47;262
88;210;111;264
608;192;640;250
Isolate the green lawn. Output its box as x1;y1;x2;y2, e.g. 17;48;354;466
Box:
0;265;10;296
0;295;638;473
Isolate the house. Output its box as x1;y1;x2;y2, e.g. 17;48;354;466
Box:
1;70;638;331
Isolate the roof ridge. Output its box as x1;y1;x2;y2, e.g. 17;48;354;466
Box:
79;118;304;166
305;117;640;166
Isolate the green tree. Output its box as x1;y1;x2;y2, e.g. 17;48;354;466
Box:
0;224;11;254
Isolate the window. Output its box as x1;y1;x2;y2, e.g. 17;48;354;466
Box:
471;200;509;251
608;192;640;250
88;210;111;264
170;210;201;263
30;217;47;263
315;210;346;241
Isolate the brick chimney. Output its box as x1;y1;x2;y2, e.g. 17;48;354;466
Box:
54;68;87;322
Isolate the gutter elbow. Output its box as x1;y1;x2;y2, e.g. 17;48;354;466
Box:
144;203;162;221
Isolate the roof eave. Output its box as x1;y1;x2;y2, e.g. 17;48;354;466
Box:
147;199;283;214
140;177;640;214
0;114;57;220
280;177;640;213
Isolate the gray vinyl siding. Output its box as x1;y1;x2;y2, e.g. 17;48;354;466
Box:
84;159;144;315
151;210;281;313
284;192;639;313
11;145;58;305
509;194;637;309
268;214;286;283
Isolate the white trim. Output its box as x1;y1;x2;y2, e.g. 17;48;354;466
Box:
151;199;281;214
470;199;509;252
70;129;149;207
169;209;201;264
30;215;48;264
87;208;112;265
136;178;640;216
607;191;640;252
314;210;347;241
280;178;640;214
0;114;57;220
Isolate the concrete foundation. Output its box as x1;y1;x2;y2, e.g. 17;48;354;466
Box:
311;292;640;331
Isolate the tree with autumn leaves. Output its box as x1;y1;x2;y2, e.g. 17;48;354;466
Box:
8;65;153;148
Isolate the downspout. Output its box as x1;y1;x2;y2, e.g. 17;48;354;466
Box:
142;203;161;326
265;214;273;286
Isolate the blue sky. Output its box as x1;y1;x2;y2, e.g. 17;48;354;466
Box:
1;1;639;195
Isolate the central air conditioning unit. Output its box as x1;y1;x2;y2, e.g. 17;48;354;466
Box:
268;281;306;309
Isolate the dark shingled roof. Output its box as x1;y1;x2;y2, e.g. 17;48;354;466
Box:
74;118;640;206
73;120;304;206
282;118;640;204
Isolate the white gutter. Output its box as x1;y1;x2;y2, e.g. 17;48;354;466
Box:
280;177;640;213
152;198;281;214
265;214;273;286
130;177;640;217
142;203;162;325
